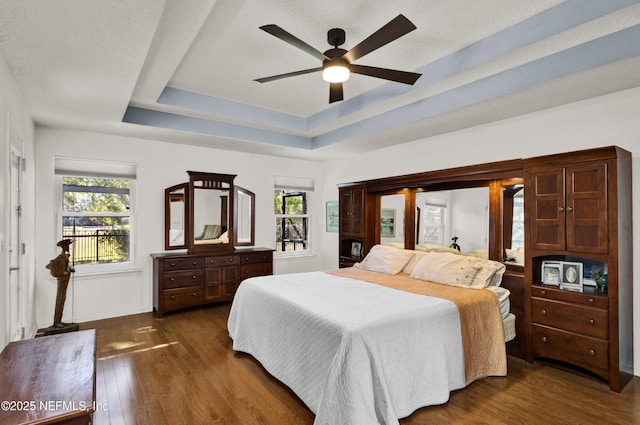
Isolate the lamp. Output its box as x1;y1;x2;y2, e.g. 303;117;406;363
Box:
322;62;350;83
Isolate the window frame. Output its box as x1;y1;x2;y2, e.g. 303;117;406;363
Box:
56;174;137;274
274;189;312;258
421;203;447;246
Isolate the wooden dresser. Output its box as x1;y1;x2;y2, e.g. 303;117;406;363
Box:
152;247;273;317
0;330;96;425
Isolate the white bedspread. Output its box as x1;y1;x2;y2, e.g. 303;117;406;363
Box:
227;271;467;425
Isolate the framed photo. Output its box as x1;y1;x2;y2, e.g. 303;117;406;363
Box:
561;261;583;285
326;201;339;232
380;208;396;237
541;261;561;286
351;241;362;258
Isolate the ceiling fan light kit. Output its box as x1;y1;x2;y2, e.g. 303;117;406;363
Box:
255;14;422;103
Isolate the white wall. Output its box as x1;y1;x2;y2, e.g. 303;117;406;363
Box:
449;188;489;252
319;86;640;375
0;53;36;347
34;128;322;327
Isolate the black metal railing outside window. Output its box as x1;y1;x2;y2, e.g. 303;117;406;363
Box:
63;227;130;264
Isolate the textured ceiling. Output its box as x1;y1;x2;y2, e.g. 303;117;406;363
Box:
1;0;640;160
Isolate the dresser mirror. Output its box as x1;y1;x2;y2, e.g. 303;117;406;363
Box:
164;183;189;250
234;186;255;246
414;187;489;257
188;171;235;252
164;172;259;252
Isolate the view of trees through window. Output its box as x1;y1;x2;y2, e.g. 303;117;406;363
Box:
62;177;131;265
274;190;309;253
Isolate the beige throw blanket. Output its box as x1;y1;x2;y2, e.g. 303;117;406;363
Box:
327;268;507;384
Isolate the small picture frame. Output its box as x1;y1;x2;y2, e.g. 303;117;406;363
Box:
561;261;583;286
326;201;339;232
380;208;396;237
541;261;561;286
351;241;362;258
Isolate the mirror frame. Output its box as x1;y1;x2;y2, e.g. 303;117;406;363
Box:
164;183;189;250
234;186;255;246
187;171;236;253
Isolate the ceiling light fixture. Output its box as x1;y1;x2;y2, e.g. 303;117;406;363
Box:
322;63;350;83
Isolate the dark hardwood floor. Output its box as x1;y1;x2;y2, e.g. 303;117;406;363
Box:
80;303;640;425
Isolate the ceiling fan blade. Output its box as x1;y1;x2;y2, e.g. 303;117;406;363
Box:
254;67;322;83
259;25;330;61
350;64;421;85
344;14;417;63
329;82;343;103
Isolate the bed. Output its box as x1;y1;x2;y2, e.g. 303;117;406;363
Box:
228;245;512;425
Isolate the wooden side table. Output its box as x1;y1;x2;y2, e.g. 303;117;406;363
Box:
0;329;96;425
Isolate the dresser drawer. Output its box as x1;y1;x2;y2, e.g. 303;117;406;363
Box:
240;263;272;280
532;324;609;380
531;285;608;308
163;287;204;312
532;298;608;339
204;255;239;267
163;257;204;271
163;269;204;289
239;251;272;265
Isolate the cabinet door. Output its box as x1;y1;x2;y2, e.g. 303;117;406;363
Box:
566;163;608;253
340;188;365;237
205;266;239;301
529;168;566;250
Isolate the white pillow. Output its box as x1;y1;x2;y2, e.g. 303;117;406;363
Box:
354;245;415;275
410;252;506;289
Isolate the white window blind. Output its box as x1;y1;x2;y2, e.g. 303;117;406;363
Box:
54;157;137;179
274;175;314;192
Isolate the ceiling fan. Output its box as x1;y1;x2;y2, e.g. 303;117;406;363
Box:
254;14;422;103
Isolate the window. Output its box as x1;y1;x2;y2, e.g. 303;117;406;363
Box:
422;204;446;245
273;175;314;256
274;190;309;253
55;158;136;269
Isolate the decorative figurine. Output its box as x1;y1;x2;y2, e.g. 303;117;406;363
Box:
449;236;461;251
39;239;79;336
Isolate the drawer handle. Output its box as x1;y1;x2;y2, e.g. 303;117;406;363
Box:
567;206;573;212
193;261;197;265
245;257;250;261
540;290;546;296
588;298;595;304
589;349;596;356
245;270;249;275
229;258;234;262
171;262;176;267
192;275;197;279
542;309;547;316
170;296;175;300
588;318;596;326
170;277;175;281
192;292;197;297
541;336;548;343
558;206;564;212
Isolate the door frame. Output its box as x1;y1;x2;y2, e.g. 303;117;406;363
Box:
6;115;25;341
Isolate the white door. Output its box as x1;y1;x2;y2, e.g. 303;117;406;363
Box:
8;122;25;341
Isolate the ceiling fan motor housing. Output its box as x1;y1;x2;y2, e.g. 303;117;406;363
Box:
327;28;346;47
